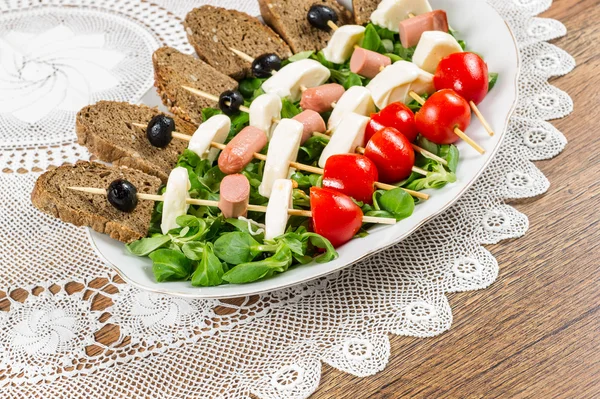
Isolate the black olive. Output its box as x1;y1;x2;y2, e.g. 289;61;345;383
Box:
307;4;338;31
219;90;244;115
107;179;138;213
146;115;175;148
252;53;282;78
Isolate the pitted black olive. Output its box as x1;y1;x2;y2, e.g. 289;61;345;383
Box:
146;115;175;148
107;179;138;213
252;53;282;78
219;90;244;115
307;4;338;31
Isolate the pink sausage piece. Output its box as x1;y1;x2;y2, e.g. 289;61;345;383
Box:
399;10;449;48
350;48;392;79
299;83;345;114
218;126;267;174
293;110;327;144
219;174;250;219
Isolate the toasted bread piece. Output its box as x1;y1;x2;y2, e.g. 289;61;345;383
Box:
184;5;292;79
352;0;378;25
258;0;353;53
76;101;196;183
31;162;161;243
153;46;238;125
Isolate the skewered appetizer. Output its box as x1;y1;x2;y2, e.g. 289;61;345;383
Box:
33;0;499;287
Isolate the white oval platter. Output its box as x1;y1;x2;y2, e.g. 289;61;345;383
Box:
89;0;519;299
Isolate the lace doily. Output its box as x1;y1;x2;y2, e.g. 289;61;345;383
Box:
0;0;574;397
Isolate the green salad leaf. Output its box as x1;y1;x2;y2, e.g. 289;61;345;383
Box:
488;72;499;92
149;249;193;282
191;242;225;286
126;235;171;256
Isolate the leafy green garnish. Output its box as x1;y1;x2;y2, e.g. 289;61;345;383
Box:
343;72;363;90
361;24;384;52
214;232;261;265
363;188;414;221
281;98;302;119
288;51;314;62
190;242;225;286
149;249;193;282
127;235;171;256
488;72;499;92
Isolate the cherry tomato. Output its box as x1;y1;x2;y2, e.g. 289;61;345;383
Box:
322;154;379;204
365;114;386;144
415;89;471;145
363;127;415;183
310;187;363;248
434;52;489;105
365;103;418;143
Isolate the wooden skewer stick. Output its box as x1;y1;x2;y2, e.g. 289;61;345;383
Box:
408;92;485;155
229;47;255;63
131;123;429;200
470;101;494;136
68;187;397;225
327;20;339;31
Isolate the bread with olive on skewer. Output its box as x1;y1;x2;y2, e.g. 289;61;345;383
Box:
75;101;197;182
31;162;161;243
258;0;352;53
153;46;238;125
183;5;292;80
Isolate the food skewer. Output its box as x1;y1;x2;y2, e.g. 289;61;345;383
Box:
67;186;397;225
408;92;485;154
131;122;429;200
179;85;443;166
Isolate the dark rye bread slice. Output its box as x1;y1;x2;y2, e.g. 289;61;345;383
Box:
153;46;238;124
76;101;197;183
31;162;161;243
258;0;353;53
184;6;292;79
353;0;378;26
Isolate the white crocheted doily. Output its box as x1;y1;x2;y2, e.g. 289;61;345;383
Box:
0;0;574;397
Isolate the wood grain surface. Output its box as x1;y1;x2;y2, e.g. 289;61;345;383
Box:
2;0;597;397
313;0;600;397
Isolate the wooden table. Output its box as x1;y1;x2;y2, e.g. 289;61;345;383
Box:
315;0;600;397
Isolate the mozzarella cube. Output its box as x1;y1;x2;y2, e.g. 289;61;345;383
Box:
161;167;191;234
258;119;304;198
249;93;282;139
319;112;369;168
371;0;433;33
262;59;330;102
187;115;231;162
322;25;366;64
412;31;463;73
366;60;434;108
264;179;293;240
327;86;375;132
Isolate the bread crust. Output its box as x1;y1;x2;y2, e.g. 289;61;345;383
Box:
152;47;238;124
257;0;353;53
31;162;162;243
76;101;196;183
183;5;292;79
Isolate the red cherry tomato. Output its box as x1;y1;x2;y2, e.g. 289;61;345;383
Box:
365;103;418;143
415;89;471;145
365;114;386;144
322;154;379;204
434;52;489;105
310;187;363;248
363;127;415;183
